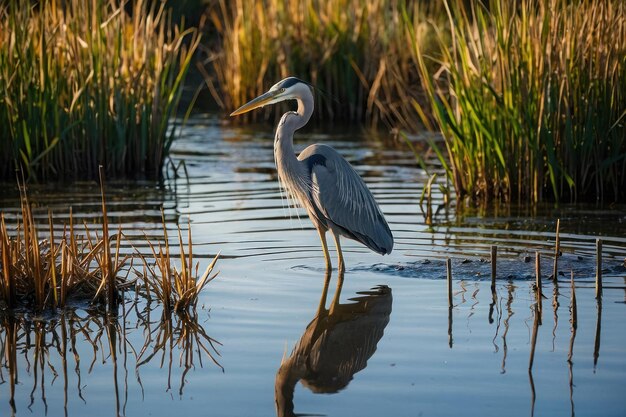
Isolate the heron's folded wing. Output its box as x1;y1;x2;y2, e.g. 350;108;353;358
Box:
310;152;393;254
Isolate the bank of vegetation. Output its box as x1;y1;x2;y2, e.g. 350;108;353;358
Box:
1;0;624;205
207;0;625;204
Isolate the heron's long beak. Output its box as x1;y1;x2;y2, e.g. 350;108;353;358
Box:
230;90;282;116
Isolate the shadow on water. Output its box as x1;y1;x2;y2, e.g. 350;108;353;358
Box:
0;302;221;417
275;272;392;417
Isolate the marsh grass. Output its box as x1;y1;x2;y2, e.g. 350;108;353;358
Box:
0;0;201;181
206;0;445;130
410;0;626;204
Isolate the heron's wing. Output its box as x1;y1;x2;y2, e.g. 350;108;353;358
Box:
299;145;393;255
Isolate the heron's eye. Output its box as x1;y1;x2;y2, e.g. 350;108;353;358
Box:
281;88;286;93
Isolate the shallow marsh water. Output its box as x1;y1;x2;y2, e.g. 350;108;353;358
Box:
1;115;625;417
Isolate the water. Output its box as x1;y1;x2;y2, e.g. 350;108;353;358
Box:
1;114;625;417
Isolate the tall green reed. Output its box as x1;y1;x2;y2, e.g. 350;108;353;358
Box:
409;0;626;204
0;0;201;181
206;0;444;129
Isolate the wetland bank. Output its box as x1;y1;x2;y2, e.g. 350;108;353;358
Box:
1;0;626;416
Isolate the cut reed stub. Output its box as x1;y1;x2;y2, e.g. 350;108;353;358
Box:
596;239;603;299
446;258;452;307
552;219;560;282
535;251;543;314
490;245;497;292
570;270;577;330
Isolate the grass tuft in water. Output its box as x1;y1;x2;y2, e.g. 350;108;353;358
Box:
0;182;218;313
139;210;220;314
0;180;129;311
0;0;201;181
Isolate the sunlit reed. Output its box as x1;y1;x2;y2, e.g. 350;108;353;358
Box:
0;0;201;181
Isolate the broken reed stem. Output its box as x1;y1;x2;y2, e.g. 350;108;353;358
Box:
446;258;452;307
596;238;602;299
553;219;560;282
48;209;58;308
99;165;114;311
491;245;497;293
570;270;577;330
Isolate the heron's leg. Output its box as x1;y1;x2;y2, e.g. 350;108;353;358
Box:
331;232;345;273
316;270;332;315
329;269;345;316
317;229;332;270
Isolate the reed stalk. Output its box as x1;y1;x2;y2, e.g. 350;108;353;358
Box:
138;211;220;313
535;251;542;315
490;245;497;293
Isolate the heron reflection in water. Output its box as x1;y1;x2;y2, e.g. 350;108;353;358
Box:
275;273;392;417
231;77;394;272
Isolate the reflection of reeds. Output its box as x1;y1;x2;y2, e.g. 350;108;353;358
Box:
137;309;223;395
0;304;222;414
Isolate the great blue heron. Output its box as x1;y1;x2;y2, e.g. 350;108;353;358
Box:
230;77;393;271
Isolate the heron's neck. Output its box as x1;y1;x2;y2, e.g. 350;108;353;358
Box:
274;93;313;177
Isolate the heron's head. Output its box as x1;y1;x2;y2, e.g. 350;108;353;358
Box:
230;77;313;116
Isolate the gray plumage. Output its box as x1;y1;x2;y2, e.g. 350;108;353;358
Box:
231;77;393;270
